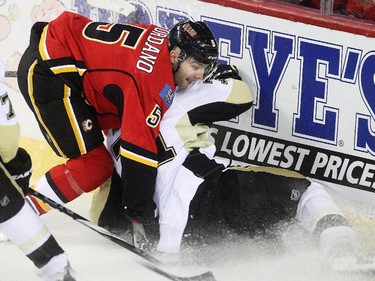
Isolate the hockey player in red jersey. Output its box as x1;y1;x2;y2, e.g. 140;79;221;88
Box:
17;11;218;247
0;64;75;281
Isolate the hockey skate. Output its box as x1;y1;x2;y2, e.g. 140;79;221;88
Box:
44;263;76;281
60;265;76;281
39;256;76;281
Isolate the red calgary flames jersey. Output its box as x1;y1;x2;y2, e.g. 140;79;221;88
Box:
39;11;174;157
38;11;175;210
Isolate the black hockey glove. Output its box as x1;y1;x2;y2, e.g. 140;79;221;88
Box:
210;64;242;81
2;148;32;195
124;207;151;251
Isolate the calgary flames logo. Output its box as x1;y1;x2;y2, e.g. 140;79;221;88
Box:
82;119;93;132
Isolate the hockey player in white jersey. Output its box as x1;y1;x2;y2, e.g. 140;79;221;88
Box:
91;64;374;272
0;62;75;281
143;65;371;270
154;67;252;253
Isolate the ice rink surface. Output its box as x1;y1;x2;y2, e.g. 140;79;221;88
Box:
0;193;374;281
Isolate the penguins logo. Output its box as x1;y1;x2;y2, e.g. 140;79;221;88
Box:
0;195;10;207
290;189;301;201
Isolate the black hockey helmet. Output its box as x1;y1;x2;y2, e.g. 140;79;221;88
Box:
168;20;218;67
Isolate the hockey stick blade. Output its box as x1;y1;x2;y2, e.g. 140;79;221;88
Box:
28;189;217;281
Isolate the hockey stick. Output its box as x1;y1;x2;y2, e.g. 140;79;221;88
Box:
28;189;217;281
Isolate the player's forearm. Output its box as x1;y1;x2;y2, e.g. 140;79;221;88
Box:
120;158;157;212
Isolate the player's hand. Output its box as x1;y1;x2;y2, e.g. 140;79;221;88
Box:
131;219;150;250
210;64;242;81
2;148;32;196
124;207;151;251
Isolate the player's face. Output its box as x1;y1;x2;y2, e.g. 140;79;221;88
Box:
174;57;208;89
170;48;209;89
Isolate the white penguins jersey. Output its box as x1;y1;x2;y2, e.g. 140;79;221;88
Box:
155;78;252;253
106;78;253;253
0;70;20;163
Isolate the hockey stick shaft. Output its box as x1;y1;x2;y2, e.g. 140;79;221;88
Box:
28;189;159;263
28;189;217;281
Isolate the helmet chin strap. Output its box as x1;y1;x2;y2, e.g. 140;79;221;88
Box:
173;60;181;73
173;51;187;74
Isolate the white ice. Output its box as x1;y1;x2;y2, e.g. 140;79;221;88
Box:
0;193;374;281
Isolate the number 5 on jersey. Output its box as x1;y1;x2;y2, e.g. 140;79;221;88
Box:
147;105;161;128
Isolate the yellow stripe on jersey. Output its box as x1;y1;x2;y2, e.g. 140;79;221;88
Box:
50;65;86;76
120;147;157;168
62;85;87;155
39;25;86;76
28;60;66;157
39;25;50;60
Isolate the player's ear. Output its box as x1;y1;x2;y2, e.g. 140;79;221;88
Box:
169;47;180;65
